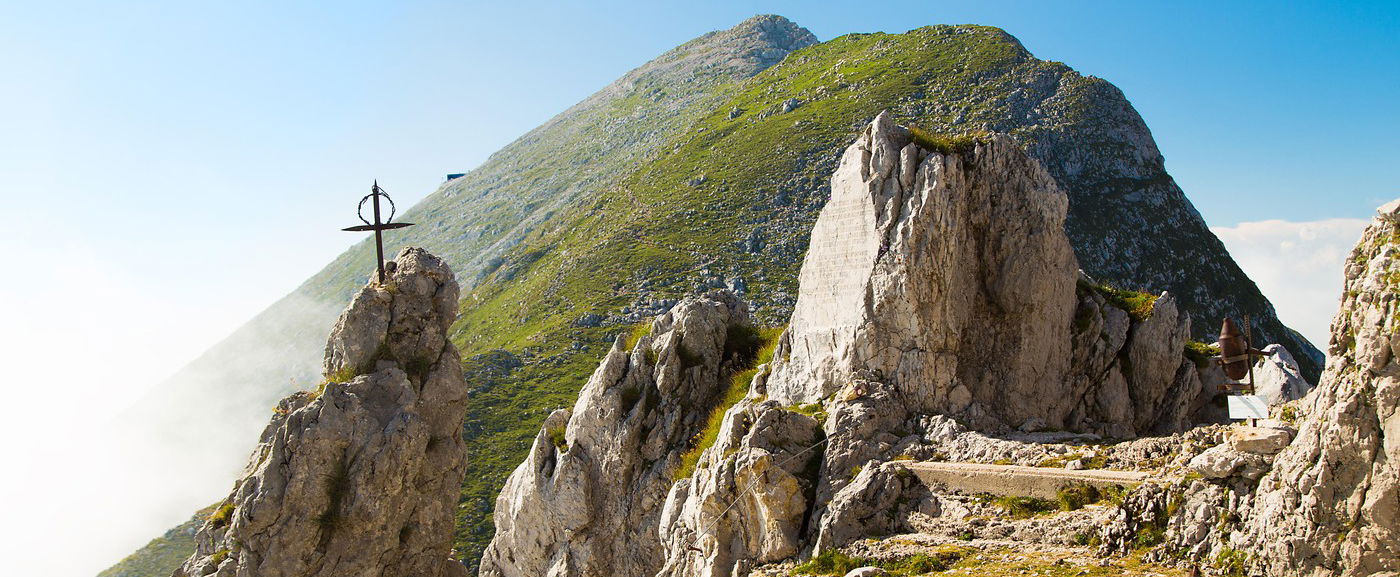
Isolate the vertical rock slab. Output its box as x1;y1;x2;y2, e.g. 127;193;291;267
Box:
764;111;1080;430
478;293;754;577
173;248;469;577
1242;200;1400;577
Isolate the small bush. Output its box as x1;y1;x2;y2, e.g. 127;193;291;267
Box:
1184;340;1221;367
1214;548;1250;577
977;494;1058;519
908;125;990;155
1081;279;1158;322
786;401;829;424
791;550;868;575
208;502;236;528
546;426;568;452
209;548;230;565
1056;484;1101;511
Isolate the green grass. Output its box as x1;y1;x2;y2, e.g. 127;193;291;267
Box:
977;494;1059;519
1183;340;1221;367
674;326;783;479
786;402;829;423
908;125;991;155
623;321;653;350
790;547;975;576
1081;279;1158;322
208;501;236;528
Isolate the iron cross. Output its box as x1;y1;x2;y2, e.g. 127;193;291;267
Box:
343;181;415;284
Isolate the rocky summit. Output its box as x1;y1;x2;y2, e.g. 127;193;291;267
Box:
173;248;470;577
479;116;1328;577
110;15;1338;577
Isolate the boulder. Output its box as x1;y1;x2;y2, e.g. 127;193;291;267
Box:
1226;426;1292;455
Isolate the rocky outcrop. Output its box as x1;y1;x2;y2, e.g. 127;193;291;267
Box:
173;248;469;577
1240;200;1400;577
478;293;755;577
655;399;823;577
764;112;1209;437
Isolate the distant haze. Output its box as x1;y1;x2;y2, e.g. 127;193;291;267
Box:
0;2;1395;576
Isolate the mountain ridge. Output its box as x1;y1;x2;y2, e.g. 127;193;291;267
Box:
102;15;1320;577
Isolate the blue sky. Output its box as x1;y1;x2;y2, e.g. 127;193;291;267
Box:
0;2;1395;575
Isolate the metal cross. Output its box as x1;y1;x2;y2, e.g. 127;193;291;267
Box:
343;181;415;284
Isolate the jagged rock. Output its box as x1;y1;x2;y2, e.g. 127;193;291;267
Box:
478;292;755;577
764;112;1210;437
1241;199;1400;576
814;463;933;552
1252;344;1312;405
844;568;887;577
655;400;822;577
173;248;469;577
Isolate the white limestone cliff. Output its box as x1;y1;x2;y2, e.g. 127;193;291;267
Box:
1240;200;1400;576
173;248;469;577
478;293;755;577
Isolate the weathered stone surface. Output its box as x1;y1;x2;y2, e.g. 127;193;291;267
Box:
1225;426;1292;455
655;400;822;577
1241;199;1400;576
1252;344;1313;405
478;293;755;577
174;248;469;577
764;112;1212;438
764;112;1079;430
1186;445;1271;481
815;462;933;552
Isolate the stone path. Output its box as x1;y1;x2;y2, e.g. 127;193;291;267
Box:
903;462;1158;500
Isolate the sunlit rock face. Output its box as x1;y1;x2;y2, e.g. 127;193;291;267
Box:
173;248;470;577
478;292;755;577
762;112;1207;437
1242;200;1400;577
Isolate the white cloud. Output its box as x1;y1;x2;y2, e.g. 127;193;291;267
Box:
1212;218;1370;350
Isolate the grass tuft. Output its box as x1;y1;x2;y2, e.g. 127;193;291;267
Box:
674;326;783;479
208;502;236;529
546;425;568;452
1081;279;1158;322
908;125;991;155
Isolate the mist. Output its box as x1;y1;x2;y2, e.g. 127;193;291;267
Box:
0;291;343;577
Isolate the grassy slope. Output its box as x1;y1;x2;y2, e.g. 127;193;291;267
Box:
107;20;1318;577
450;24;1317;567
97;507;210;577
454;26;1086;565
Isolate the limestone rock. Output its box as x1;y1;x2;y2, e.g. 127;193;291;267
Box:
815;462;932;552
1186;445;1271;481
1225;426;1292;456
478;292;756;577
1241;199;1400;576
1252;344;1313;405
763;111;1210;437
764;112;1079;429
173;247;469;577
655;400;822;577
844;568;887;577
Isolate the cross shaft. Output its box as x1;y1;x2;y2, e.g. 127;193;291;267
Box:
343;181;414;284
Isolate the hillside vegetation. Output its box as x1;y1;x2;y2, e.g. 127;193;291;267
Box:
105;16;1319;576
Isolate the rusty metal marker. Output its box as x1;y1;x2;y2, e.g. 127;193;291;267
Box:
343;181;414;284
